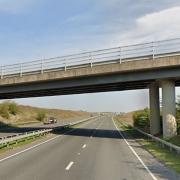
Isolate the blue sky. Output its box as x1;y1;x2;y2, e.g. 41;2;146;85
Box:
0;0;180;112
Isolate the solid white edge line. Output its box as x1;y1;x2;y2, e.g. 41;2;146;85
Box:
65;161;74;171
112;118;157;180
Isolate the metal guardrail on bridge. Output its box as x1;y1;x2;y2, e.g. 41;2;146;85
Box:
1;38;180;79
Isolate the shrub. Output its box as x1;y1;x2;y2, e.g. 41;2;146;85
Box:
8;102;19;115
36;111;46;121
177;119;180;134
176;115;180;135
0;103;10;119
133;108;150;131
176;95;180;135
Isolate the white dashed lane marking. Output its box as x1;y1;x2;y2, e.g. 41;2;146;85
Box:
65;161;74;171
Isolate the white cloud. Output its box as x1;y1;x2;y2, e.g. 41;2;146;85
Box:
64;5;180;50
115;6;180;44
0;0;36;13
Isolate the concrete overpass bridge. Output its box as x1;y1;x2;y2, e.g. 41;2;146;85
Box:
0;38;180;138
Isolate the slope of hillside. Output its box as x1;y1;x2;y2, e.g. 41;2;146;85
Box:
0;103;90;126
119;111;134;125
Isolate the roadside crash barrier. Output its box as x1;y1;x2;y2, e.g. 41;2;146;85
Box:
115;119;180;155
0;116;100;147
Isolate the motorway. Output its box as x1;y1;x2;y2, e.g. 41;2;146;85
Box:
0;116;90;138
0;116;179;180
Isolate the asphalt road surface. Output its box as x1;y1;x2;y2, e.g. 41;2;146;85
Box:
0;116;179;180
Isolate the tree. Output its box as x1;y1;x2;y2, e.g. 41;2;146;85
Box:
8;102;18;115
176;96;180;134
133;108;150;131
0;103;10;119
36;111;46;121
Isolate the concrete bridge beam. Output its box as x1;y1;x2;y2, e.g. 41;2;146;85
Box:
149;83;160;135
161;80;177;138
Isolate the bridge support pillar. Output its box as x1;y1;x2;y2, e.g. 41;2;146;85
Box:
149;83;160;135
161;80;177;138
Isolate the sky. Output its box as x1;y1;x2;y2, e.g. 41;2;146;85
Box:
0;0;180;112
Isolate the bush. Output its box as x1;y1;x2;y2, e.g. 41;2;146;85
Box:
133;108;150;131
176;96;180;135
176;116;180;135
176;111;180;134
0;101;19;119
0;103;10;119
36;111;46;121
8;102;18;115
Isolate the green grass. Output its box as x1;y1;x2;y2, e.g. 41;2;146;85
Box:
14;121;40;126
164;135;180;147
140;140;180;173
114;118;180;174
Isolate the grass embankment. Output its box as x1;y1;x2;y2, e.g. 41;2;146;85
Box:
114;117;180;174
0;101;90;126
118;110;180;147
165;135;180;147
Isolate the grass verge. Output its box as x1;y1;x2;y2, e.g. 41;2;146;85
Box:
114;117;180;174
0;133;49;154
14;121;41;126
164;135;180;147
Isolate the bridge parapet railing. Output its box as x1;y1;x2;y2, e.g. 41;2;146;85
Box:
1;38;180;79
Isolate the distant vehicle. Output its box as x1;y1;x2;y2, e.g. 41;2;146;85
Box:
90;114;94;117
43;117;57;125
